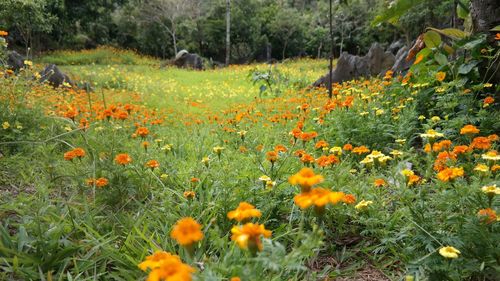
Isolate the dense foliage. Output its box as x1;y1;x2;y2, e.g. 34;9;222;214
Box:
0;0;455;61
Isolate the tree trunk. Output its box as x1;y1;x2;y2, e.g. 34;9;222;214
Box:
172;31;178;55
470;0;500;33
225;0;231;66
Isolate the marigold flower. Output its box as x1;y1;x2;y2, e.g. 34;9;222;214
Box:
474;164;489;173
343;143;353;151
437;167;464;182
289;168;324;192
453;145;469;155
477;208;497;224
374;178;387;187
146;159;160;170
115;153;132;165
420;129;444;139
294;188;344;209
483;96;494;107
481;184;500;196
470;137;491;150
138;251;195;281
314;140;329;149
482;151;500;161
460;125;479;135
230;223;271;252
274;144;287;153
355;199;373;210
0;30;8;37
227;202;262;222
300;153;315;165
64;150;76;161
438;246;460;259
170;217;204;246
183;191;196;199
266;151;278;163
136;127;149;138
231;277;241;281
435;71;446;82
352;145;370;155
342;194;356;204
95;177;109;187
213;146;224;155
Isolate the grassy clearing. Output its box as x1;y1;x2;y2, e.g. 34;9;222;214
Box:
0;47;499;281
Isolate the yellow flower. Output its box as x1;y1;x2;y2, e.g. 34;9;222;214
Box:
170;217;204;246
258;175;271;182
2;121;10;130
435;72;446;82
474;164;489;173
227;202;262;222
430;116;441;122
329;146;342;156
355;199;373;210
438;246;460;259
213;146;225;154
231;223;271;252
420;129;444;139
482;151;500;161
481;184;500;196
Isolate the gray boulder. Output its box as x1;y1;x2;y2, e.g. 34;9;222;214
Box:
39;64;74;88
7;51;26;72
391;46;414;73
173;50;203;70
387;40;405;55
312;43;395;87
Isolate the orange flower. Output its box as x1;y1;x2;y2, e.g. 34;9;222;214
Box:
477;208;497;224
274;144;287;153
460;125;479;135
300;153;315;165
231;223;272;252
294;188;345;209
488;134;499;142
352;145;370;155
343;143;353;151
470;137;491;150
227;202;262;222
314;140;329;149
495;33;500;41
435;72;446;82
266;151;278;163
289;168;323;192
0;30;8;37
146;159;160;170
138;251;195;281
95;177;109;187
437;167;464;182
183;191;196;199
408;174;421;186
136;127;149;138
170;217;204;246
73;148;86;158
64;150;76;161
452;145;469;155
230;277;241;281
115;153;132;165
373;178;387;187
342;194;356;204
190;177;200;183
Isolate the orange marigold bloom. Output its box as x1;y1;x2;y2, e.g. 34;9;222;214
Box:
115;153;132;165
290;128;302;139
470;137;491;150
483;96;494;106
477;208;497;224
294;188;345;209
95;177;109;187
64;150;76;161
432;140;452;152
136;127;150;138
73;148;86;158
230;277;241;281
436;71;446;82
170;217;204;246
374;178;387;187
289;168;324;192
300;153;315;165
274;144;287;153
437;167;464;182
342;194;356;204
293;149;306;157
138;251;195;281
460;125;479;135
231;223;272;252
183;191;196;199
146;159;160;170
266;151;278;163
343;143;353;151
492;164;500;172
488;134;499;142
352;145;370;155
453;145;470;155
299;131;318;142
227;202;262;222
408;174;421;186
315;140;329;149
0;30;8;37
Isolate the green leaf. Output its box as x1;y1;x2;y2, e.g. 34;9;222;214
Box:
490;25;500;32
458;61;479;74
428;27;469;40
457;3;468;19
434;53;448;66
372;0;426;26
463;38;484;50
423;31;441;48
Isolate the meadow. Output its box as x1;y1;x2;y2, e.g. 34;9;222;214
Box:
0;43;499;281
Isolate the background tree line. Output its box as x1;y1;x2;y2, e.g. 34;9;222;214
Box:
0;0;456;62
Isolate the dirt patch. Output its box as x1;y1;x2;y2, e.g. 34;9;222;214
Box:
334;266;391;281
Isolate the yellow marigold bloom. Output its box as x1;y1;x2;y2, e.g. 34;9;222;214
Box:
481;184;500;196
170;217;204;246
482;151;500;161
227;202;262;222
355;199;373;210
213;146;224;154
438;246;460;259
474;164;489;173
329;146;342;155
289;168;324;192
437;167;464;182
435;71;446;82
430;116;441;122
460;124;479;135
231;223;271;252
2;121;10;129
420;129;444;139
138;251;195;281
401;169;415;177
390;150;403;157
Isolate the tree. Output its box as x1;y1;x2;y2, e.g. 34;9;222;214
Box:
225;0;231;65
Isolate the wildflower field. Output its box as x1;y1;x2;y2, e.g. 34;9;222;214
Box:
1;42;499;281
